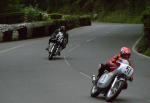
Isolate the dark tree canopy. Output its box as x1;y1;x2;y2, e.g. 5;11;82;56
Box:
0;0;149;13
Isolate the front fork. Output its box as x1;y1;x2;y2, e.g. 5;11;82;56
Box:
110;77;126;92
111;77;118;89
55;45;60;54
50;45;55;53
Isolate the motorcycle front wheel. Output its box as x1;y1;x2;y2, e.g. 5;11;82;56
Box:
48;52;53;60
105;80;125;102
90;85;100;97
48;44;56;60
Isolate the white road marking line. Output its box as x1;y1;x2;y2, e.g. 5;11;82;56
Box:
68;44;80;53
64;55;71;67
0;38;43;55
64;54;91;80
64;43;91;80
0;45;24;54
80;72;91;80
64;43;81;67
132;33;150;59
86;38;95;42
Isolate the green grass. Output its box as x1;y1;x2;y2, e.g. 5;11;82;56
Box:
136;35;150;56
96;11;142;23
144;48;150;56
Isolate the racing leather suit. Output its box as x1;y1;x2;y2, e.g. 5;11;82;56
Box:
97;54;132;79
48;29;68;49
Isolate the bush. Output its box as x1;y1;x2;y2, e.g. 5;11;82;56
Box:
142;6;150;24
136;35;150;57
144;48;150;56
23;6;43;22
136;36;149;53
142;6;150;16
0;12;24;24
51;15;91;30
49;13;62;19
63;15;79;20
63;15;80;28
96;10;142;23
79;15;91;25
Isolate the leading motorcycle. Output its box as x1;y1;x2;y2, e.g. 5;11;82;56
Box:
48;31;64;60
90;59;134;102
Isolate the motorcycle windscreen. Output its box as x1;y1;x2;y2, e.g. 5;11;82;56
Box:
97;73;114;88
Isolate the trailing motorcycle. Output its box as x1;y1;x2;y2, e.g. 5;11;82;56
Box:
48;31;64;60
90;59;134;102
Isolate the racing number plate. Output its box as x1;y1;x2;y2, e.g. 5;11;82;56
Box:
123;66;134;77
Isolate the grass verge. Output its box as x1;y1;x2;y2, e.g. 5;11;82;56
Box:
136;35;150;56
94;10;142;23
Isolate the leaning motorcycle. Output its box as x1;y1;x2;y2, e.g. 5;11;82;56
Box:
90;59;134;102
48;32;64;60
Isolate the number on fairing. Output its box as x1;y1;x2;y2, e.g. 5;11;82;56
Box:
126;66;132;74
124;66;133;76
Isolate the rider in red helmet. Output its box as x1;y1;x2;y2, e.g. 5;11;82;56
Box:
107;47;131;71
96;47;133;85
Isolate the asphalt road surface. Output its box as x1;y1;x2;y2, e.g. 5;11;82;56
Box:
0;22;149;103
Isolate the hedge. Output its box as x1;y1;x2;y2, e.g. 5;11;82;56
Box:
0;12;25;24
0;15;91;42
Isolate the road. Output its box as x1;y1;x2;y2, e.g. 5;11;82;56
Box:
0;22;149;103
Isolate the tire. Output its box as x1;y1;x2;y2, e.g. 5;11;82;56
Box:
48;53;53;60
105;80;125;102
90;85;100;97
48;44;56;60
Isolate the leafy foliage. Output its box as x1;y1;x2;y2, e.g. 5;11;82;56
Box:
136;34;150;57
0;0;150;23
142;6;150;15
22;6;43;22
137;36;149;53
49;13;62;19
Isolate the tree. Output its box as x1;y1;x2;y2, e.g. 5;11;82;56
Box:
0;0;21;13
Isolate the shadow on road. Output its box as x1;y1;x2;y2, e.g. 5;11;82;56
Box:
95;96;106;102
52;57;64;60
43;56;64;61
95;96;132;103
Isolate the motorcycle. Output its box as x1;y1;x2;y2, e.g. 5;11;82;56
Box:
90;59;134;102
48;31;64;60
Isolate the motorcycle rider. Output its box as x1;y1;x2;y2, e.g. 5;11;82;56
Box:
96;47;133;88
46;26;69;55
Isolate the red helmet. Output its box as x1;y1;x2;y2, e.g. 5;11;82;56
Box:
120;47;131;59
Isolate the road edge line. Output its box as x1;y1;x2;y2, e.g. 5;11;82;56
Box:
64;55;91;80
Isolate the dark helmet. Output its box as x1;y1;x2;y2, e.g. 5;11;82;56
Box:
60;26;66;32
120;47;131;59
